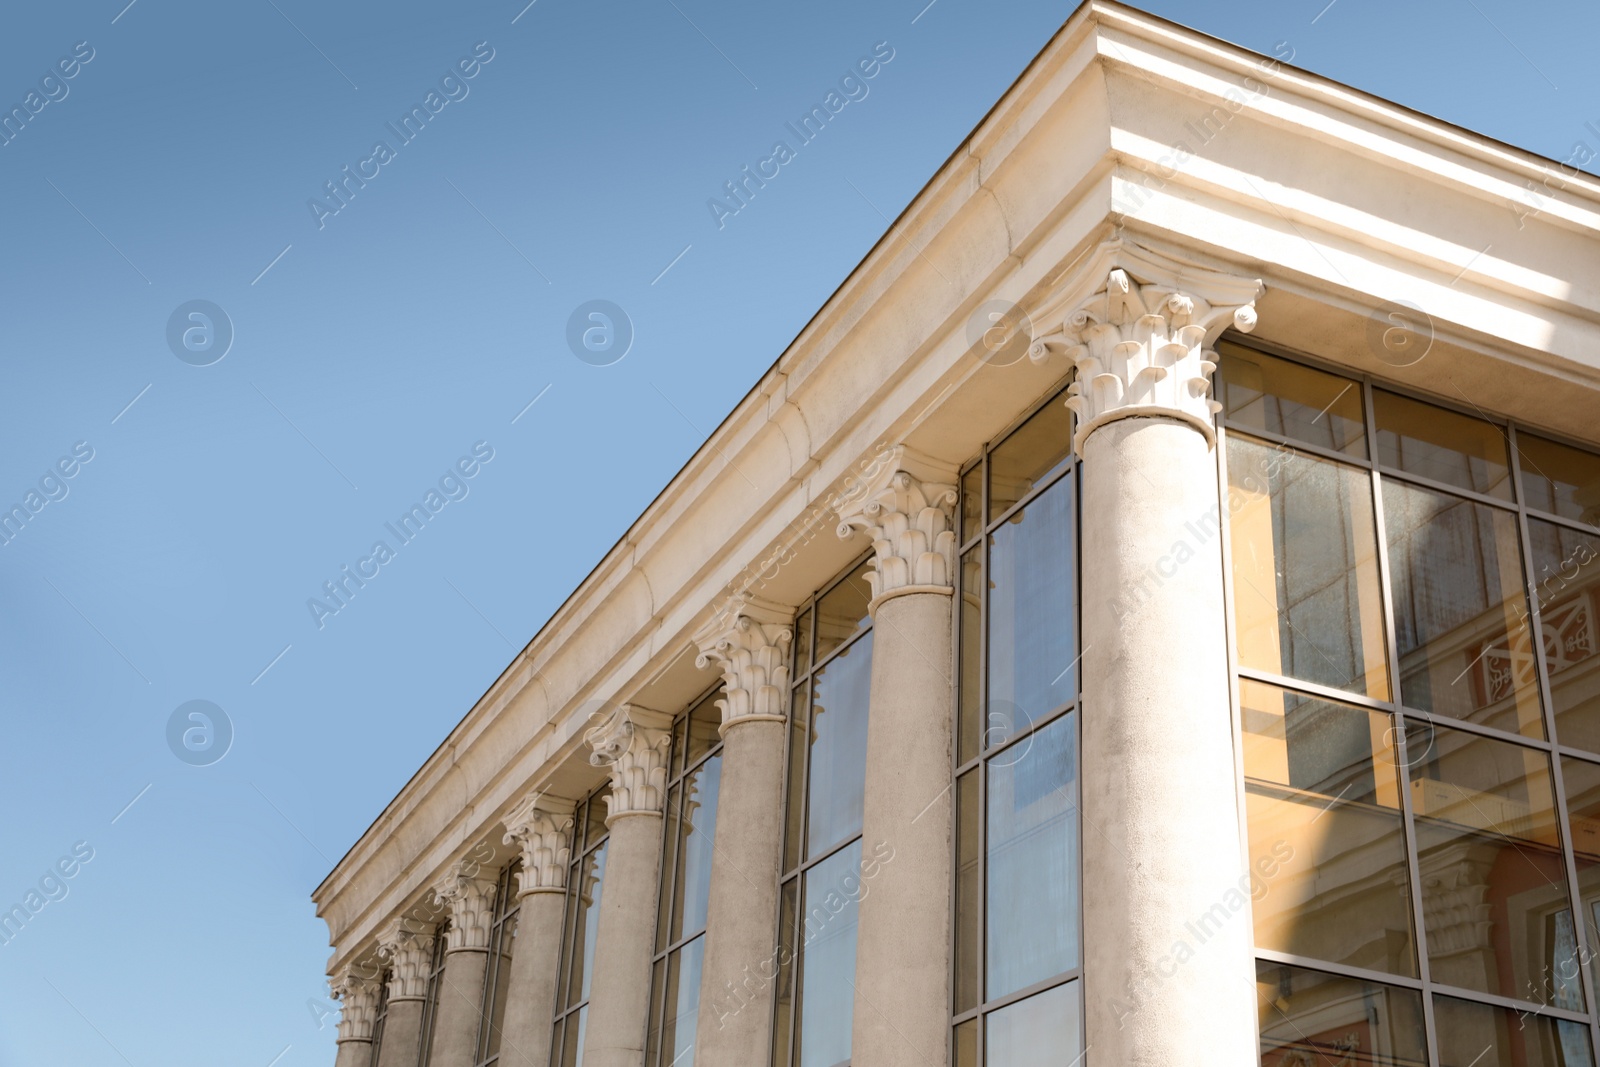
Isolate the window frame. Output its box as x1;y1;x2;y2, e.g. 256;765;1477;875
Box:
550;786;612;1067
417;919;451;1067
473;860;522;1066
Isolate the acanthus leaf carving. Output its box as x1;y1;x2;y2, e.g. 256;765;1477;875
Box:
693;594;793;732
432;860;497;952
835;445;959;612
503;791;575;896
330;966;380;1043
584;704;673;821
376;916;436;1000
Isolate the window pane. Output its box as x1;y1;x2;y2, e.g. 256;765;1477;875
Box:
987;476;1077;729
954;769;980;1015
670;755;721;945
796;842;863;1067
568;843;606;1007
1256;962;1426;1067
684;690;722;770
1519;432;1600;527
1409;723;1571;999
953;1018;977;1067
815;560;873;664
655;781;681;956
794;607;813;679
1241;679;1417;977
771;880;798;1067
1375;389;1513;500
584;798;608;852
806;632;873;859
560;1007;586;1067
1217;343;1366;457
783;682;808;876
645;956;666;1067
983;980;1080;1067
657;937;705;1067
1229;435;1390;699
1561;756;1600;1001
1434;993;1595;1067
989;393;1072;521
959;544;982;766
987;712;1078;999
1529;518;1600;753
961;463;982;544
481;910;516;1058
1384;478;1543;736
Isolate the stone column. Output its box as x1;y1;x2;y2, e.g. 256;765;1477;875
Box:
496;791;577;1067
1054;262;1262;1064
837;449;959;1067
331;966;380;1067
428;860;499;1067
691;596;793;1065
581;705;673;1067
375;918;436;1067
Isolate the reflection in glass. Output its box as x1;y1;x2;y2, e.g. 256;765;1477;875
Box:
1384;478;1542;737
1434;992;1595;1067
806;632;873;858
1409;723;1572;999
1374;389;1514;500
1519;433;1600;528
480;909;517;1058
954;770;980;1015
770;881;798;1067
953;1018;977;1067
984;980;1080;1067
1529;518;1600;754
987;476;1077;728
962;463;982;544
655;936;705;1067
1217;343;1366;457
668;757;720;946
1241;679;1416;976
1228;434;1390;699
988;394;1072;521
1562;757;1600;999
567;844;606;1007
959;544;982;765
782;683;808;876
796;842;863;1067
815;561;873;664
986;712;1078;1000
1256;961;1427;1067
794;607;813;678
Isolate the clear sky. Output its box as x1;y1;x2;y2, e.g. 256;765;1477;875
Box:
0;0;1594;1063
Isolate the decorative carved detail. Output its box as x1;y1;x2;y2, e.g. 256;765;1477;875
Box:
1418;850;1494;957
432;861;498;951
376;916;436;1000
693;595;793;732
1030;252;1262;455
835;445;959;611
585;705;673;821
330;968;380;1043
503;791;575;896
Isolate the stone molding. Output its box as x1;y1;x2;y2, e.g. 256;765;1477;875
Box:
503;791;576;897
835;445;959;613
693;595;794;733
585;704;673;822
330;968;380;1043
376;916;437;1001
1030;252;1262;455
432;861;498;952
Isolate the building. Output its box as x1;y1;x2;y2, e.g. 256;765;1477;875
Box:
310;3;1600;1065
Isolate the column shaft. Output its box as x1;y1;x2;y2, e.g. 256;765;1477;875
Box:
1079;418;1255;1063
428;949;490;1067
581;814;662;1067
694;718;787;1065
851;590;952;1067
375;999;425;1067
496;890;566;1067
333;1040;372;1067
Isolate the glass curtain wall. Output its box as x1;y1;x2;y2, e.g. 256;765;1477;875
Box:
551;790;611;1067
951;383;1083;1067
1217;339;1600;1067
474;860;522;1066
771;556;877;1067
645;685;726;1067
418;921;450;1066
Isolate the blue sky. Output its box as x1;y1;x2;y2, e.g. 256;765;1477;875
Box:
0;0;1594;1063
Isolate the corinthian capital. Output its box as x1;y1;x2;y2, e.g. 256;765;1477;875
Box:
835;446;959;612
693;595;793;732
376;916;436;1000
503;791;575;896
585;704;673;822
330;967;380;1043
432;861;497;951
1040;262;1261;454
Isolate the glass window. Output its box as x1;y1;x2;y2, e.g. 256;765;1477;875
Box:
1241;679;1416;977
1217;342;1366;457
366;969;390;1067
552;790;609;1067
1562;756;1600;998
1374;389;1514;500
1528;518;1600;754
1384;477;1543;737
1519;433;1600;528
1433;993;1595;1067
988;395;1072;521
646;686;724;1067
775;559;877;1067
418;921;450;1067
983;981;1081;1067
1256;961;1428;1067
987;476;1077;727
1229;434;1390;699
474;862;521;1066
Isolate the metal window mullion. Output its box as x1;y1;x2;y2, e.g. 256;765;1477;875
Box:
1220;420;1375;471
976;463;990;1067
